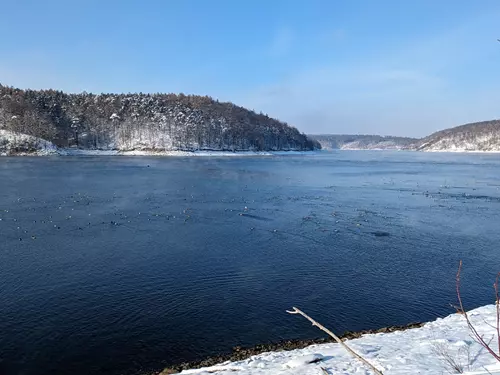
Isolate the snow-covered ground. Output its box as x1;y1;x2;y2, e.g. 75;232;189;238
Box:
0;130;59;155
0;130;319;156
424;149;500;153
121;150;275;156
62;149;318;156
418;134;500;152
175;305;500;375
340;141;410;151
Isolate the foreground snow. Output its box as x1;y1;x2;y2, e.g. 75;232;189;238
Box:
175;305;500;375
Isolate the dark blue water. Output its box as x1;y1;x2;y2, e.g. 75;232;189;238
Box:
1;151;500;375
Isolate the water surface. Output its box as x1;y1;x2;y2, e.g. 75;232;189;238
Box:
1;151;500;375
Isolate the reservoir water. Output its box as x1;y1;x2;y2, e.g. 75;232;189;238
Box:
1;151;500;375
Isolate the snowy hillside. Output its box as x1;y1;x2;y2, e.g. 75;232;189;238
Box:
340;139;413;150
310;120;500;153
0;85;320;152
0;129;59;155
309;135;417;150
417;120;500;152
171;305;500;375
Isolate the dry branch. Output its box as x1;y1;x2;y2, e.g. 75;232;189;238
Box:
494;272;500;356
287;307;384;375
456;261;500;362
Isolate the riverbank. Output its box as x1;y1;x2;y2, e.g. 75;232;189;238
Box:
159;321;424;374
161;305;500;375
1;148;321;156
63;149;318;156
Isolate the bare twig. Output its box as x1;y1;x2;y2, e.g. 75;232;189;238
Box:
467;343;472;372
494;272;500;356
287;307;384;375
476;316;497;331
430;340;472;374
456;261;500;362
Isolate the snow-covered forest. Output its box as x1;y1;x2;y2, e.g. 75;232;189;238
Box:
310;119;500;152
308;134;418;150
0;85;320;152
416;119;500;152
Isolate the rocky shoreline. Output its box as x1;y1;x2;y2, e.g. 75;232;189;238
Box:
158;321;425;374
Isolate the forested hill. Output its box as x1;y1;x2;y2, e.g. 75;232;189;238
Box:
308;134;418;150
416;119;500;152
0;85;320;152
311;120;500;152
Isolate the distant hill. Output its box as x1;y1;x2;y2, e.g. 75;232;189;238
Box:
416;120;500;152
0;85;320;154
311;120;500;152
308;134;418;150
2;82;500;155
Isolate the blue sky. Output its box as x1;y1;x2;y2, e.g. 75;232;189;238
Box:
1;0;499;136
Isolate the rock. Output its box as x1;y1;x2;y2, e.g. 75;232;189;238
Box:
284;354;324;368
158;369;177;375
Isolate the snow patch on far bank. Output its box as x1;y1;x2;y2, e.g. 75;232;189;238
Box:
0;130;59;155
63;149;120;156
175;305;500;375
121;150;275;156
62;149;319;157
423;149;500;153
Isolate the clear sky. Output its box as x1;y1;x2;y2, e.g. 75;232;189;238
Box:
1;0;499;137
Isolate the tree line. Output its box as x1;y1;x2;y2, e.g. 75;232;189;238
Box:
0;85;320;152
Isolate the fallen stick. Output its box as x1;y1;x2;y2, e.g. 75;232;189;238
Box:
287;307;384;375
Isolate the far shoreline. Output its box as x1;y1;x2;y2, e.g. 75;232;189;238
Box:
1;149;322;157
3;148;500;157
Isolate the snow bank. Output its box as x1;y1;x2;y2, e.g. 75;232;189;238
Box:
61;149;318;157
63;149;120;156
121;150;275;156
175;305;500;375
0;130;59;155
424;149;500;153
0;129;319;157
